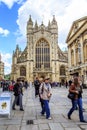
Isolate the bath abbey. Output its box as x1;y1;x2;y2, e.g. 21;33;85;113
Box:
11;15;68;82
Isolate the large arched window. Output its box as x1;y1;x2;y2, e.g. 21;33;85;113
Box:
60;65;65;75
20;66;26;76
35;39;50;68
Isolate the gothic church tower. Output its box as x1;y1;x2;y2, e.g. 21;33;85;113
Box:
11;15;68;83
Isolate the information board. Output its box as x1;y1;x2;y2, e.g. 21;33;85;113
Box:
0;92;12;118
0;97;11;114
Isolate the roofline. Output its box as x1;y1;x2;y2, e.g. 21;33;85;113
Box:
66;16;87;43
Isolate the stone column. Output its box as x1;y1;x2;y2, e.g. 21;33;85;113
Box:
80;36;84;63
68;46;71;67
73;42;76;66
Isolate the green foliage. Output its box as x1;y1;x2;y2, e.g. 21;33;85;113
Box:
4;74;11;80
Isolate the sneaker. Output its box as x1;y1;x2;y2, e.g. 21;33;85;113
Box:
41;113;45;116
80;120;87;123
40;112;45;116
20;108;24;111
47;117;52;120
67;115;71;120
82;108;85;112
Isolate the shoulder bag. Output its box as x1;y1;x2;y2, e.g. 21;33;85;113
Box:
67;92;75;100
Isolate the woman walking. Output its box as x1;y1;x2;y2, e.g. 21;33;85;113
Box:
67;77;86;122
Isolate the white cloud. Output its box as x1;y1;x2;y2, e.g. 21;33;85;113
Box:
0;53;12;74
58;0;87;35
0;27;10;37
16;0;87;50
0;0;24;9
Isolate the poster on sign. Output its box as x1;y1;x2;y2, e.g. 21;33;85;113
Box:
0;97;11;114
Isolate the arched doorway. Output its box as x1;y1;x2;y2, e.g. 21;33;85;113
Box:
60;65;66;85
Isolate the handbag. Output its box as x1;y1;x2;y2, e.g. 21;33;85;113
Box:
67;92;75;100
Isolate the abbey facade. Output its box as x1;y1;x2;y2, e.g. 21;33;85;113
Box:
11;15;68;83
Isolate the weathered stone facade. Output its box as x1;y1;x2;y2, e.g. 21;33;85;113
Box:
11;15;68;82
66;16;87;86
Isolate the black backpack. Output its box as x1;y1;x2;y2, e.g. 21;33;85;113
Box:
34;80;40;86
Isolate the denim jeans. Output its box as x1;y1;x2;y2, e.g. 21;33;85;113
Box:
12;94;23;109
19;94;23;109
41;99;50;119
39;98;44;109
68;98;84;121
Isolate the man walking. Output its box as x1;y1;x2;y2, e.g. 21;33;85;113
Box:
39;77;52;119
12;78;24;111
34;77;40;97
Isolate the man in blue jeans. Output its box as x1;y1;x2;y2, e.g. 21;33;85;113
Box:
39;77;52;120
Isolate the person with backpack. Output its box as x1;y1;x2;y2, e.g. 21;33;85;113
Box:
39;77;52;120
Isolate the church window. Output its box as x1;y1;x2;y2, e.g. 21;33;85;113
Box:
36;39;50;68
20;66;26;76
60;65;65;75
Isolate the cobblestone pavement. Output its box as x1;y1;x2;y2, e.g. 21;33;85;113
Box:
0;86;87;130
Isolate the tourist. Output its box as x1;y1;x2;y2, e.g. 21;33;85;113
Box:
39;77;52;120
12;78;24;111
67;77;86;122
34;77;40;97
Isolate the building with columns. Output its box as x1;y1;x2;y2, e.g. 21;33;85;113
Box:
66;16;87;86
0;53;4;80
11;15;68;83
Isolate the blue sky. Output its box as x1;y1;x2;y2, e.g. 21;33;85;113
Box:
0;0;87;75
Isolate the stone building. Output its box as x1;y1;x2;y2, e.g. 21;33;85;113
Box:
11;15;68;83
66;16;87;86
0;53;4;80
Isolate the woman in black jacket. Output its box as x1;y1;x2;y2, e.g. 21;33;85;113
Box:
12;79;24;111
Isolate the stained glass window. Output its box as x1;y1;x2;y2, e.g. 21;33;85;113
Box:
35;39;50;68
